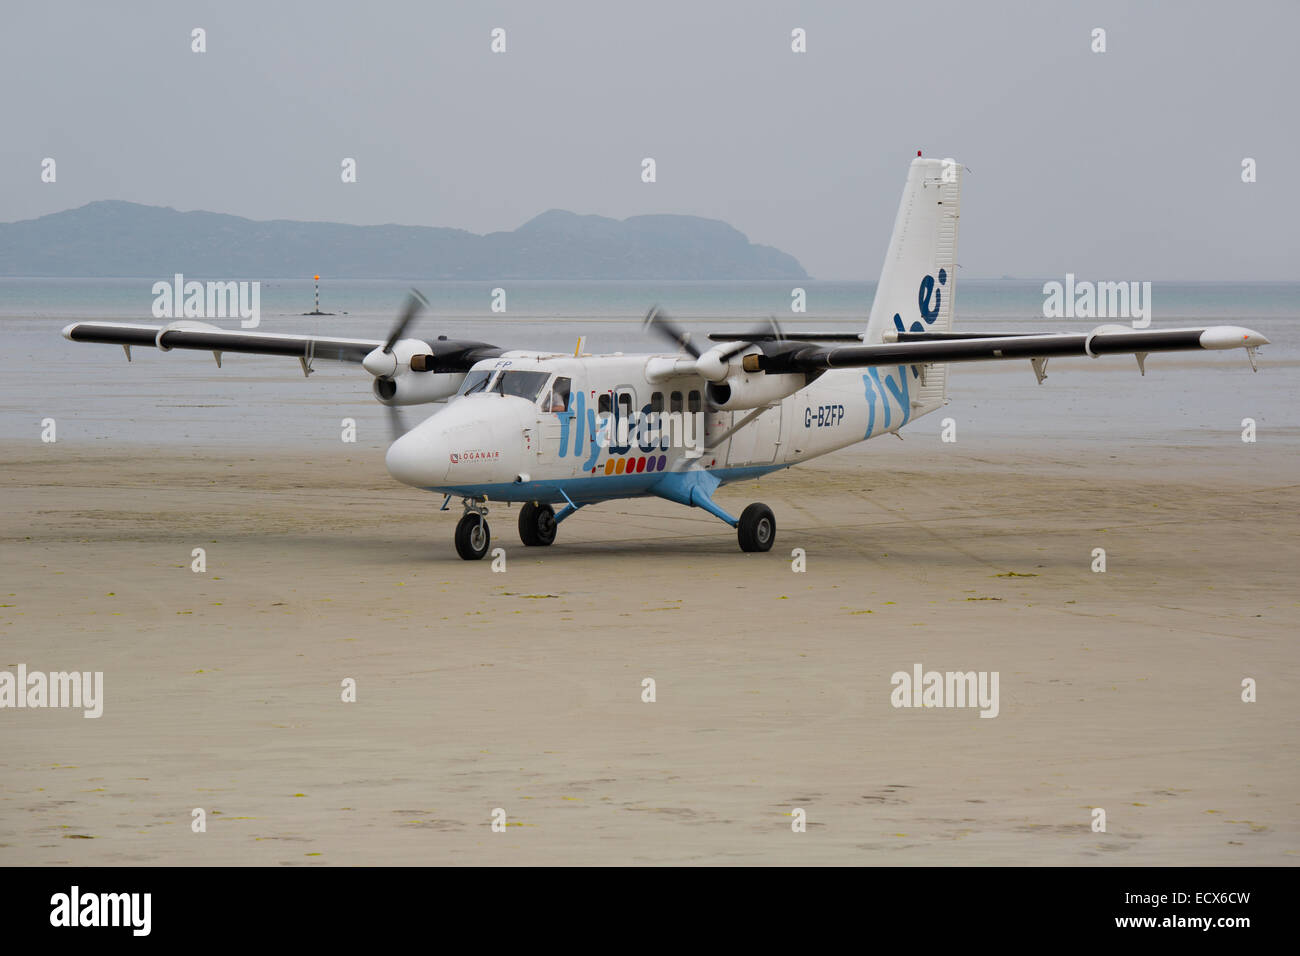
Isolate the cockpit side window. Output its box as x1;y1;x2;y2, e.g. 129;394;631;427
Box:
543;377;571;412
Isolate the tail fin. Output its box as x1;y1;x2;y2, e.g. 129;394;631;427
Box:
864;156;961;409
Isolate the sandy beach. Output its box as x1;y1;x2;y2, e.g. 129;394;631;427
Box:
1;435;1296;865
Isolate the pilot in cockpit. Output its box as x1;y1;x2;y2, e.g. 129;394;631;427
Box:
543;377;571;413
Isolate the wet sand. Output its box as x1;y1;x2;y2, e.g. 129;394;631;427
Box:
1;436;1296;865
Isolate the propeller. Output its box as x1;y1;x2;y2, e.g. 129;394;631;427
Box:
364;290;430;439
363;290;507;442
364;289;430;379
642;305;778;382
643;306;701;358
385;289;429;354
717;316;784;361
386;404;409;443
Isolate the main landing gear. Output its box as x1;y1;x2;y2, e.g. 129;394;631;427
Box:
518;501;557;547
737;502;775;553
648;471;776;555
452;494;770;558
454;498;491;560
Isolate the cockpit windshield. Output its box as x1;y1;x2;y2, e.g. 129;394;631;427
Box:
455;368;552;403
494;370;551;401
457;369;493;396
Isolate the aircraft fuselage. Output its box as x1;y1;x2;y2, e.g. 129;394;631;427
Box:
385;351;942;505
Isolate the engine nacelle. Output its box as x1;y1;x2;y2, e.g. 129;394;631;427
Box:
366;337;467;406
705;371;804;411
373;370;466;406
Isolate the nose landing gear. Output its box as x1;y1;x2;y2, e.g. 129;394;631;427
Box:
454;498;491;560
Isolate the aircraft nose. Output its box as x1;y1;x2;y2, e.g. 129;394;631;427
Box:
385;429;446;488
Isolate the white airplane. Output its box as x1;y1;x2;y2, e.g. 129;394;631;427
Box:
64;156;1269;560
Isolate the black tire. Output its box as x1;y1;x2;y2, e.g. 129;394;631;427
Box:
518;501;557;547
737;503;775;553
455;513;491;560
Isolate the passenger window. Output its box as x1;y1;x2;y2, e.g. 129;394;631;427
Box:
598;393;612;414
617;393;633;419
688;390;702;413
650;391;664;412
670;391;683;413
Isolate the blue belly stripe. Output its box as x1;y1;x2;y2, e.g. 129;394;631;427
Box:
425;463;790;504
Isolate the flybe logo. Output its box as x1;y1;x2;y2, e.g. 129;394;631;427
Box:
864;271;946;437
893;268;947;340
552;390;704;472
863;365;911;437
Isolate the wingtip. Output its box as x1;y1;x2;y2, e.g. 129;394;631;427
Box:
1199;326;1269;350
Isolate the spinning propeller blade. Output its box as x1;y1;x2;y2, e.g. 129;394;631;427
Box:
384;290;430;354
643;306;701;358
386;403;409;442
717;316;783;360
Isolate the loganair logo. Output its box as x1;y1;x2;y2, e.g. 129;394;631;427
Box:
450;450;499;464
865;271;946;438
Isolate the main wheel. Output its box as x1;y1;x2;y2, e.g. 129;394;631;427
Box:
737;503;775;553
455;513;491;560
518;501;557;547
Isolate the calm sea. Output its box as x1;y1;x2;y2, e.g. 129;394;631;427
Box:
1;278;1295;448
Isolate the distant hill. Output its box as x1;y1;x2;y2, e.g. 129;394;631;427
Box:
0;201;807;279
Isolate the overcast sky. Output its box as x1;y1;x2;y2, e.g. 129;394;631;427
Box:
2;0;1295;279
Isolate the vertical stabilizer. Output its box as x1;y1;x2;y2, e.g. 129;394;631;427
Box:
864;156;961;411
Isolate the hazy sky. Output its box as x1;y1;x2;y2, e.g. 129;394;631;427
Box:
2;0;1296;279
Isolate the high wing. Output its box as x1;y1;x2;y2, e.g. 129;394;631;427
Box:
741;325;1270;377
61;320;502;374
707;331;864;343
63;321;381;364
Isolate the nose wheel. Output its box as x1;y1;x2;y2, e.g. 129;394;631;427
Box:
454;500;492;560
519;501;558;547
